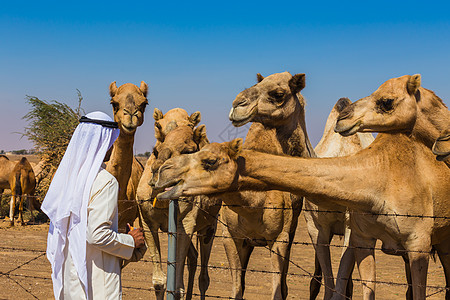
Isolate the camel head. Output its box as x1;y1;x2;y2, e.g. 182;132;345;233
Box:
229;72;306;127
109;81;149;135
153;108;201;142
335;75;422;136
155;139;243;200
149;124;209;188
432;128;450;161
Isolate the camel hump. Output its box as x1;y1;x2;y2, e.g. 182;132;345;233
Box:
18;157;32;168
0;154;9;160
334;97;352;113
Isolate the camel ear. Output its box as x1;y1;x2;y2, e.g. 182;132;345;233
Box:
228;138;243;159
153;108;164;121
189;111;201;127
407;74;421;95
334;98;352;113
194;125;208;146
109;81;118;97
256;73;264;83
154;122;164;142
289;73;306;94
140;81;148;97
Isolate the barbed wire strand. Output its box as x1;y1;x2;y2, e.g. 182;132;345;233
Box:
0;246;448;297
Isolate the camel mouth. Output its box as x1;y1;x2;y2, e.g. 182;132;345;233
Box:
155;179;183;200
334;121;361;137
231;114;254;127
121;124;137;133
229;105;257;127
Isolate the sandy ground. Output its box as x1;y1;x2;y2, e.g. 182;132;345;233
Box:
0;214;446;300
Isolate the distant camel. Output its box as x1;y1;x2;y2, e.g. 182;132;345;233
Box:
8;157;36;225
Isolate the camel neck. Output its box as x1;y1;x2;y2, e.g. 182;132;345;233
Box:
106;132;135;197
244;101;315;158
412;89;450;148
237;135;403;211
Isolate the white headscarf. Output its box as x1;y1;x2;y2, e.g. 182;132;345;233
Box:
41;111;119;299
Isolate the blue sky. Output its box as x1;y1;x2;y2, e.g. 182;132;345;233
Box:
1;1;449;153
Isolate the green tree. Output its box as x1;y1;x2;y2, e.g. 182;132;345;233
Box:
22;91;84;198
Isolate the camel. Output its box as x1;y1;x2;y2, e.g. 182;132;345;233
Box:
432;128;450;162
7;157;36;225
136;108;205;299
214;71;310;299
155;75;450;300
307;97;374;299
0;155;16;195
106;81;148;231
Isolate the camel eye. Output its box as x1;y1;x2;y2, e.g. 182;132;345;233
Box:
201;158;219;171
111;101;119;112
378;98;394;112
269;90;285;103
181;148;197;155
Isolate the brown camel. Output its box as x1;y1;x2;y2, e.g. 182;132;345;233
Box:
155;75;450;300
217;71;310;299
307;97;374;299
432;128;450;162
136;108;203;300
106;81;148;231
9;157;36;226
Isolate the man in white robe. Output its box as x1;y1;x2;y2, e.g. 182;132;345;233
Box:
42;112;145;300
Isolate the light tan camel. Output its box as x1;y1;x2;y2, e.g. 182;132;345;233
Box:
155;75;450;300
432;128;450;162
9;157;36;226
219;71;310;299
307;97;374;299
106;81;148;231
136;108;204;300
0;155;16;194
136;107;201;208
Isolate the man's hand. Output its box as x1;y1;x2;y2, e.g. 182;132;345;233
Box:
127;224;145;248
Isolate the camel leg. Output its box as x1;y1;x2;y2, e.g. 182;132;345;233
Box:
307;225;335;300
310;254;323;300
354;237;376;300
222;223;253;299
142;219;166;300
9;195;16;226
270;231;293;299
407;251;429;300
175;220;197;300
334;230;356;300
184;241;198;300
198;226;216;299
18;195;25;225
435;241;450;300
402;255;413;300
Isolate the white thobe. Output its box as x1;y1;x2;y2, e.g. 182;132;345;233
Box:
61;168;135;299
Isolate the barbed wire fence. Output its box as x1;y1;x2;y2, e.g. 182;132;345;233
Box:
1;193;449;299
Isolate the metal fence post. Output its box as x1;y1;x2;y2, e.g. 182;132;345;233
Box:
167;198;178;300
